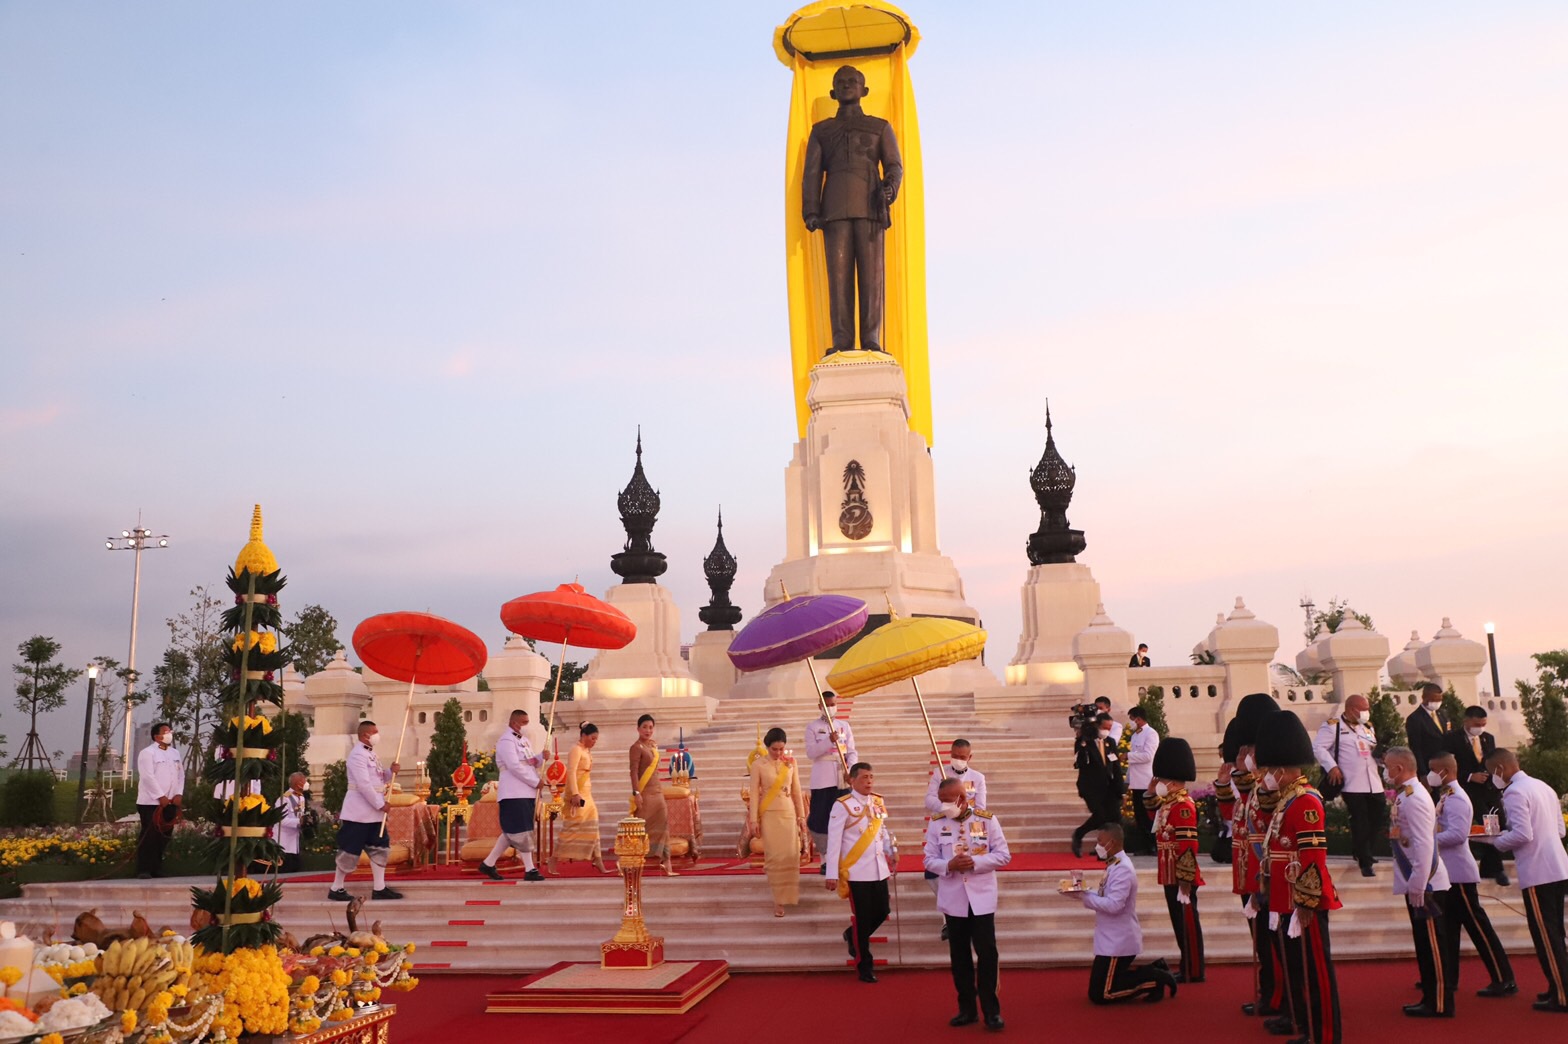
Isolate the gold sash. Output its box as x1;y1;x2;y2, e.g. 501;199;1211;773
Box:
835;816;884;899
637;758;657;793
757;762;791;816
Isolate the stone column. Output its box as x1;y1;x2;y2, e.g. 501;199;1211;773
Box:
1008;563;1103;688
688;631;738;700
1317;617;1390;704
1386;631;1425;689
484;635;551;749
1209;598;1280;727
1072;603;1134;705
301;651;370;778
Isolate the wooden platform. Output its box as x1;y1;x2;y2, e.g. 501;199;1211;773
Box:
484;959;729;1015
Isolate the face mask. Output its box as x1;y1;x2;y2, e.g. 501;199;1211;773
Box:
1093;843;1109;860
1099;728;1111;738
1491;772;1507;790
940;801;962;820
1425;700;1442;711
1243;754;1257;773
1382;768;1395;787
365;733;380;747
1466;726;1485;739
1261;771;1279;791
156;734;171;747
949;758;968;773
1425;770;1444;788
1154;782;1170;798
303;782;310;792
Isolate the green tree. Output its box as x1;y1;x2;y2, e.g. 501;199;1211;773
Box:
538;661;588;728
165;585;229;773
87;656;135;777
152;647;194;724
266;710;312;802
1136;684;1171;740
322;759;348;814
1306;598;1375;643
1517;650;1568;751
1367;686;1407;755
426;697;468;803
1439;684;1467;730
282;604;343;677
12;636;84;771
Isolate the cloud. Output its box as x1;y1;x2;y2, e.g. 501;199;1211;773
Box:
0;403;62;433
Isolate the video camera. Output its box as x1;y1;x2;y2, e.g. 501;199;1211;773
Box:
1068;702;1092;732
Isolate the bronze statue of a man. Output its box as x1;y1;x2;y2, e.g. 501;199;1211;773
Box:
803;65;903;355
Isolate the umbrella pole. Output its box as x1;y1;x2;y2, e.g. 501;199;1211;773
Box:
910;676;944;773
545;629;574;738
802;657;850;780
383;644;421;832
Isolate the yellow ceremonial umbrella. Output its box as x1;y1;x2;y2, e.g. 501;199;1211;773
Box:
825;609;986;770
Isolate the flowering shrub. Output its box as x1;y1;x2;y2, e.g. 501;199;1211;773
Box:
0;825;133;868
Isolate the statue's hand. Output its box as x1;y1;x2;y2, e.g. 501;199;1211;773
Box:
804;215;822;233
881;184;896;204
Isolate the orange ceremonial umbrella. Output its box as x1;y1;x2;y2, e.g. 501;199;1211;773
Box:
500;583;637;735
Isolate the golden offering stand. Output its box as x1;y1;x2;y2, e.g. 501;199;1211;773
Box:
601;806;664;969
536;752;569;866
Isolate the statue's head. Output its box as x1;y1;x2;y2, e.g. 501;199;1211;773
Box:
829;65;868;103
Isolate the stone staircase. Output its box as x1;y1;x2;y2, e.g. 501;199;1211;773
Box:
670;687;1086;854
1;863;1537;975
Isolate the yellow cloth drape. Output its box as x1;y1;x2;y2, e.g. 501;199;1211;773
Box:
557;744;600;862
752;757;804;905
776;1;932;445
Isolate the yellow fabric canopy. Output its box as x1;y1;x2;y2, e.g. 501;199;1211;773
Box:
826;615;987;699
775;2;932;445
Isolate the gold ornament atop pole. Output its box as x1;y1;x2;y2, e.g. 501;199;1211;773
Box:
601;812;665;969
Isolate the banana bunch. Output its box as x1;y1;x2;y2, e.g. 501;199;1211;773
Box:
92;936;184;1013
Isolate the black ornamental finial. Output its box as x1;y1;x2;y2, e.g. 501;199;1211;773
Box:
610;428;667;584
699;508;742;630
1026;401;1087;565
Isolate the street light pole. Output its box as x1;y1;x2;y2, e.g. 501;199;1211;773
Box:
107;514;170;787
1485;622;1503;703
77;664;99;823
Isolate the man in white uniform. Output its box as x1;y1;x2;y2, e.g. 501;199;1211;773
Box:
1386;747;1457;1018
277;772;309;874
1484;748;1568;1013
1071;823;1177;1003
805;691;857;863
135;722;185;879
1125;707;1160;854
478;709;545;882
1429;752;1515;996
925;777;1010;1030
825;762;897;983
329;720;401;902
1313;693;1384;877
924;738;988;816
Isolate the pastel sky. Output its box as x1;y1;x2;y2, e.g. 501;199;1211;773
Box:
4;2;1566;757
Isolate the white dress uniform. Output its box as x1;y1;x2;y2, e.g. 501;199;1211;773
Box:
805;714;857;791
135;743;185;805
496;729;542;800
923;810;1010;916
341;743;393;824
1393;778;1457;1013
825;791;895;881
1126;726;1159;792
924;764;988;817
1434;781;1480;884
277;789;306;856
1492;771;1568;888
1081;851;1142;956
1312;718;1381;793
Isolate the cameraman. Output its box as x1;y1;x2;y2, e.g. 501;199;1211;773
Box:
1095;698;1123;744
1071;717;1124;858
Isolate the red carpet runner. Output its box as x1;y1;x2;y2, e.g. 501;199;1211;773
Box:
391;957;1541;1042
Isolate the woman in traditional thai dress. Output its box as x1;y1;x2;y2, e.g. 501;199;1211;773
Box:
630;713;675;876
748;727;806;917
550;723;608;875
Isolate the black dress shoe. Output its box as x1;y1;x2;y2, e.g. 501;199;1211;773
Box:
844;926;856;958
1402;1003;1452;1018
984;1014;1005;1032
949;1012;979;1027
477;862;503;881
1495;872;1510;886
1477;981;1518;998
1263;1015;1295;1036
1152;969;1177;1000
1534;1000;1568;1013
940;923;950;942
1538;991;1552;1002
371;886;403;900
858;969;878;984
1070;839;1083;859
327;888;352;902
523;869;545;881
1360;864;1376;877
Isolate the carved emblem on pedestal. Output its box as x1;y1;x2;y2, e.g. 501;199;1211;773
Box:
838;460;873;540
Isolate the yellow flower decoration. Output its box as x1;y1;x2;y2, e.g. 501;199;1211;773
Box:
300;974;320;994
121;1011;138;1033
39;1035;64;1044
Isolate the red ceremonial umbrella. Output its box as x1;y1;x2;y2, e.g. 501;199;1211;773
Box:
352;611;488;821
500;583;637;735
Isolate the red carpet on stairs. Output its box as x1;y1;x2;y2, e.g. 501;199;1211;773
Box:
290;851;1097;885
391;957;1542;1043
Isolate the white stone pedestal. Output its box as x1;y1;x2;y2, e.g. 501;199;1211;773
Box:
577;582;702;701
688;630;738;700
740;352;997;703
1007;563;1103;689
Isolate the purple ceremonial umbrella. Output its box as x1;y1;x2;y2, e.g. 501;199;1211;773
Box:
727;591;867;779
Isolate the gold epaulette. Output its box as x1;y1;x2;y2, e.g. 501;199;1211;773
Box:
1325;717;1338;725
836;792;856;804
973;808;994;819
1400;783;1414;797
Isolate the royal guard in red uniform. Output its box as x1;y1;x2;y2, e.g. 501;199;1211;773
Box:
1258;711;1342;1044
1152;737;1205;983
1225;692;1285;1019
